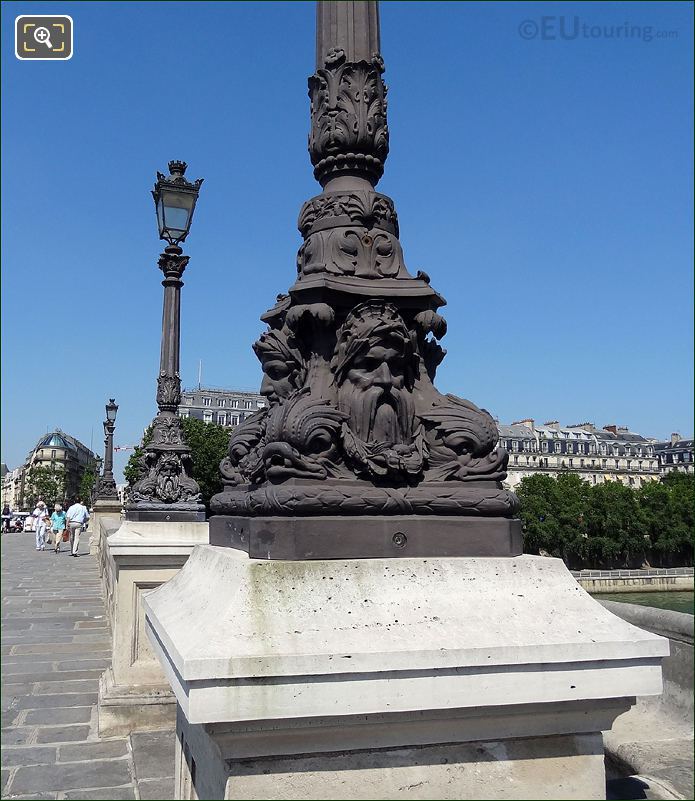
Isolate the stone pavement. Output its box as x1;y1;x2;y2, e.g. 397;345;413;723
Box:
1;530;175;800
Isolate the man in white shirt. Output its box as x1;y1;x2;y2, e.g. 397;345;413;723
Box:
65;498;90;557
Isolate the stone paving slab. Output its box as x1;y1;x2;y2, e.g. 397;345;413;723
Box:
1;531;175;799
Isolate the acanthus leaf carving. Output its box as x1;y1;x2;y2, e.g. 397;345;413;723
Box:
308;53;389;185
156;372;181;410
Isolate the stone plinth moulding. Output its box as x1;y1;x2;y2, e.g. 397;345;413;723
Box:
145;547;669;799
96;520;209;737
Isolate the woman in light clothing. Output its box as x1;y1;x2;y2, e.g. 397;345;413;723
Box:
32;501;48;550
50;504;67;553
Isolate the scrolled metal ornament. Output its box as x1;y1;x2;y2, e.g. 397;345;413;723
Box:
308;49;389;186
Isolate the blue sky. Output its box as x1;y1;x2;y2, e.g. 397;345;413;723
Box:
2;1;693;482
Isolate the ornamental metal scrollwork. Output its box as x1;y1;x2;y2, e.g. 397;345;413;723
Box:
308;49;389;185
210;15;519;526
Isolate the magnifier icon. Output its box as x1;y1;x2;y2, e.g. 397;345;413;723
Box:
33;26;53;49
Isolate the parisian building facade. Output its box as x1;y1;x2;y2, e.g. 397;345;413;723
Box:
1;431;97;509
497;420;692;490
178;387;267;428
654;434;694;476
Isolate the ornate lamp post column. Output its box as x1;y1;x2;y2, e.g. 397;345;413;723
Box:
208;0;519;557
126;161;205;522
96;399;119;500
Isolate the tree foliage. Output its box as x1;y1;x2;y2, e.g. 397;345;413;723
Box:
124;419;229;512
518;473;694;569
25;465;66;509
124;425;153;487
79;468;97;505
179;417;230;510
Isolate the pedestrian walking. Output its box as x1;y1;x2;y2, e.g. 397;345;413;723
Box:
2;504;11;533
50;504;67;553
65;497;90;557
32;501;48;550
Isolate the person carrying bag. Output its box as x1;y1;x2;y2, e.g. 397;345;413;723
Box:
50;504;67;553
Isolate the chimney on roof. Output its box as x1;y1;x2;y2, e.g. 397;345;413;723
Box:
512;418;535;431
603;425;617;435
671;432;681;445
543;421;559;429
617;426;629;433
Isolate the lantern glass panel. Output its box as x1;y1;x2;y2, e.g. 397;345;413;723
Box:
159;188;195;241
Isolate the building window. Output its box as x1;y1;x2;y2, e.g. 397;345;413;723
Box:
218;414;226;425
217;399;225;407
203;398;211;407
615;460;619;469
230;400;238;408
203;411;213;423
513;456;518;464
256;400;265;409
51;450;56;459
244;401;252;409
230;415;239;426
541;441;548;453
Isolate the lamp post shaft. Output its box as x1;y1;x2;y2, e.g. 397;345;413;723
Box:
315;0;380;67
103;424;115;485
125;245;204;521
159;248;183;382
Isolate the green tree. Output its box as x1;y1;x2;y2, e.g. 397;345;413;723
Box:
641;474;695;566
517;473;589;567
124;426;153;486
79;468;97;505
25;465;66;509
584;481;647;568
517;470;694;570
124;419;229;512
180;417;230;509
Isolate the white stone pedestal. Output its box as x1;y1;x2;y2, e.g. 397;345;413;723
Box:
97;520;209;737
89;499;122;563
144;545;668;800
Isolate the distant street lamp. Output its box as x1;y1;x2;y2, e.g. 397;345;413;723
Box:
96;398;119;500
126;161;205;522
